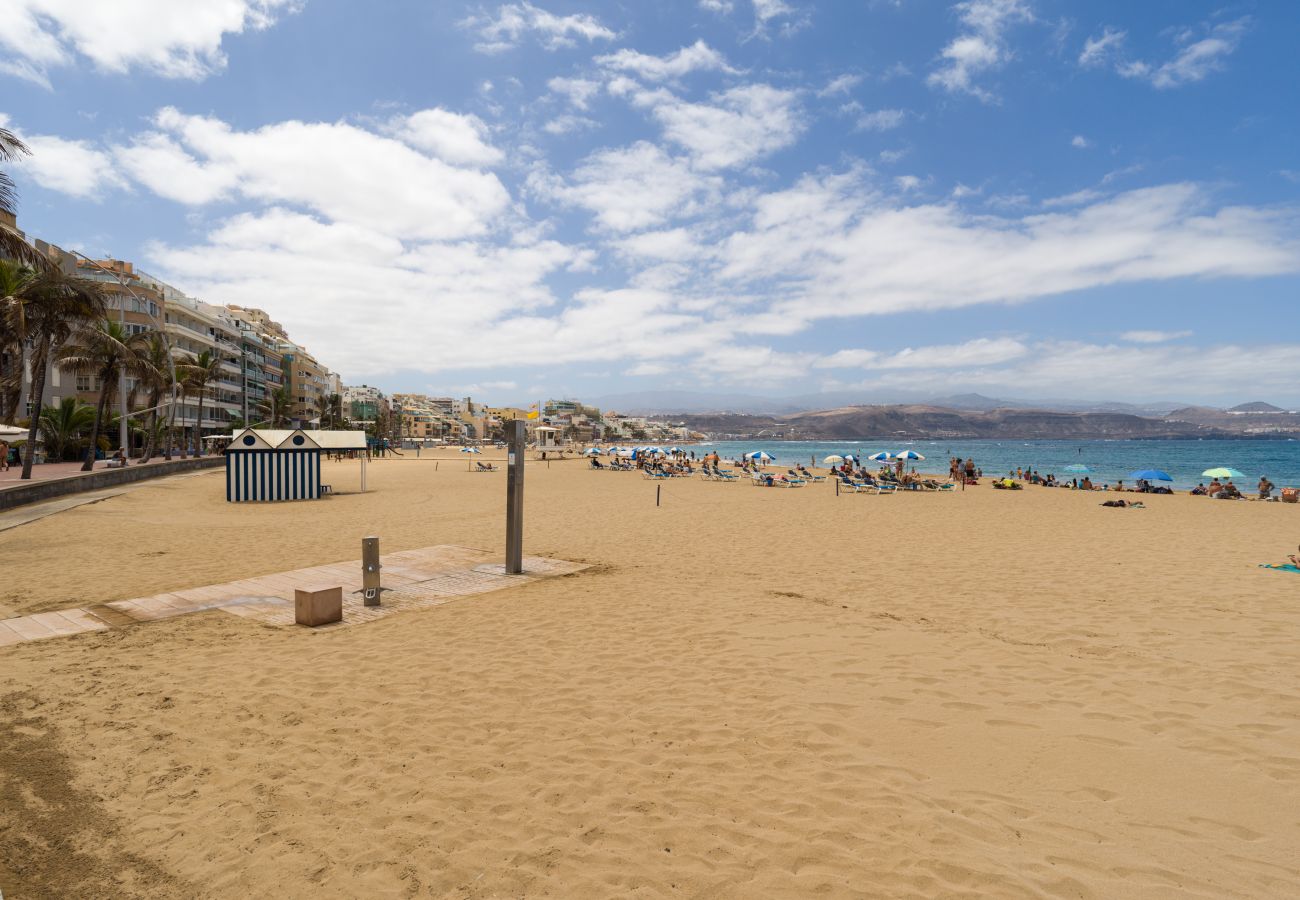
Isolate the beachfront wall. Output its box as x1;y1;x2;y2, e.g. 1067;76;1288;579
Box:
226;448;320;502
223;428;370;502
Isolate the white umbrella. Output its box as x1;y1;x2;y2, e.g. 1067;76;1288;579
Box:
460;447;481;453
894;450;925;460
867;451;892;461
823;455;845;464
583;448;603;456
0;424;30;442
745;451;774;462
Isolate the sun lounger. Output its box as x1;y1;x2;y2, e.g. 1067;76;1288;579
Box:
474;461;499;472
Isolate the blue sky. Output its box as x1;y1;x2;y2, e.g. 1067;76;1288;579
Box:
3;0;1299;406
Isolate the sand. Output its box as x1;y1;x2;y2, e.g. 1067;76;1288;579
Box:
1;452;1298;898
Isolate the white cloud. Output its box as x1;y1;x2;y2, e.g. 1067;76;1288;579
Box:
1041;187;1104;208
633;83;804;170
717;174;1300;329
547;76;601;110
752;0;798;34
928;0;1034;102
857;108;907;132
462;2;616;53
1083;18;1249;90
528;141;721;233
816;337;1028;369
1078;27;1125;68
817;73;862;97
596;40;735;81
384;109;503;167
0;0;299;86
894;175;923;191
1120;330;1192;344
114;107;510;240
1071;134;1091;149
8;124;127;198
699;0;734;13
542;114;597;136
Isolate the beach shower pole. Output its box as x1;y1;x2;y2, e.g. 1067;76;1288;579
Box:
505;419;525;574
362;536;381;606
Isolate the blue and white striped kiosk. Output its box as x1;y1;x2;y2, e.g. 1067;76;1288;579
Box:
224;428;369;502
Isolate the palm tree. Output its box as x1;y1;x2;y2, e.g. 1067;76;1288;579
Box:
257;385;292;428
178;349;223;456
2;267;106;478
313;392;343;429
132;333;174;461
0;128;45;268
0;258;36;422
38;396;96;461
58;318;151;471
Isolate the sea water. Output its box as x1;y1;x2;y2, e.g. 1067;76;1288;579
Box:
692;439;1300;490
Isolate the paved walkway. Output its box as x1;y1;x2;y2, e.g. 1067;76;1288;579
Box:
0;545;586;647
0;455;211;492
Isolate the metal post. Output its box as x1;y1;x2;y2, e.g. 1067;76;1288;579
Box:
362;535;381;606
505;419;525;574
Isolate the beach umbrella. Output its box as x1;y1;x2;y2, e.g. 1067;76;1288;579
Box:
744;451;774;462
867;451;892;461
823;455;845;464
1064;464;1091;473
1202;467;1244;479
842;453;859;463
583;448;603;456
460;447;481;453
894;450;925;460
1129;469;1172;482
666;446;683;454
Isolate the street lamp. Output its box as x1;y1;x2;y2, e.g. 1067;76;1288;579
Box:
69;251;178;462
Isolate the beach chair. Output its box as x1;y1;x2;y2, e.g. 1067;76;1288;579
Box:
475;461;499;472
643;470;671;480
589;459;605;470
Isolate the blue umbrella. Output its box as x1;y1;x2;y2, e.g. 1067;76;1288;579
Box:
1130;469;1172;481
894;450;925;460
867;451;892;461
460;447;481;454
583;448;603;456
745;451;774;462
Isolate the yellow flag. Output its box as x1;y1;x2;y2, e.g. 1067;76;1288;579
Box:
527;402;539;420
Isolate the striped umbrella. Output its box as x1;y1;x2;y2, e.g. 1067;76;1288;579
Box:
460;447;481;453
745;451;774;462
894;450;925;460
867;451;892;461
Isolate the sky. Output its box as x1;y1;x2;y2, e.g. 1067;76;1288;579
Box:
2;0;1299;407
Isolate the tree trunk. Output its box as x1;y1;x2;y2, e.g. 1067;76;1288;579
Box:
195;389;205;457
82;371;112;472
177;389;187;459
141;389;160;463
20;343;48;480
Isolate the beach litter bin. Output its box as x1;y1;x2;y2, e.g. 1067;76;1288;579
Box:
1282;488;1299;504
295;585;343;627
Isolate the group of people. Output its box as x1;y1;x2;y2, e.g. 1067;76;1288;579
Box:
948;457;980;483
1190;476;1274;500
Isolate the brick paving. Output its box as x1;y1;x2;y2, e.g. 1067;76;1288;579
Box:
0;545;587;646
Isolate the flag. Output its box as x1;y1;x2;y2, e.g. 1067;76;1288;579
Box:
526;402;539;420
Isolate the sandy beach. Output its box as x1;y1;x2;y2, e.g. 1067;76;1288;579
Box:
2;452;1298;898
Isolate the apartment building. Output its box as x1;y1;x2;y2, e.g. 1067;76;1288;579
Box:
342;384;388;424
3;216;339;453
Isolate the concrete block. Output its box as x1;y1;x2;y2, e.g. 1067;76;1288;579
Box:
295;584;343;627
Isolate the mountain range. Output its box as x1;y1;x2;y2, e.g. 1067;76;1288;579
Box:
587;390;1259;418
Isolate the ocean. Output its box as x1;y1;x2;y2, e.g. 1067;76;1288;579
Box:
688;439;1300;490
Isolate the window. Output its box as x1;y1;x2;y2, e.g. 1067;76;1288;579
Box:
76;375;93;392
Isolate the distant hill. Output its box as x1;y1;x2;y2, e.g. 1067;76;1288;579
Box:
1228;401;1286;413
669;405;1239;440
